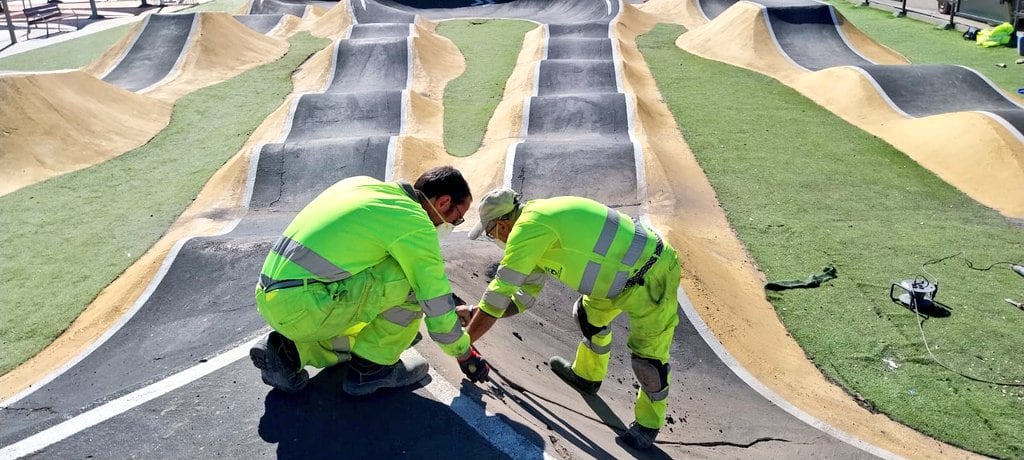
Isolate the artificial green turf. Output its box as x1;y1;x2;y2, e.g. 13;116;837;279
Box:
826;0;1023;97
0;0;248;72
178;0;248;14
0;24;130;71
639;23;1023;458
436;19;536;157
0;32;328;376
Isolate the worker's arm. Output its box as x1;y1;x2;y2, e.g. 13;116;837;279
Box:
466;304;520;342
389;228;469;358
477;218;555;319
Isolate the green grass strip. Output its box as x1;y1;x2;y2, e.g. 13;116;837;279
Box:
826;0;1023;96
0;32;328;376
0;0;248;72
437;19;536;157
0;25;130;71
640;23;1023;458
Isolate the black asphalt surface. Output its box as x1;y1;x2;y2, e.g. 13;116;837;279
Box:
100;13;196;92
234;13;286;34
247;0;308;16
4;0;976;458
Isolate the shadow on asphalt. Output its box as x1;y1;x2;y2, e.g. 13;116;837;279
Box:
257;365;547;459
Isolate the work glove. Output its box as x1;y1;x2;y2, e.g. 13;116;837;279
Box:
458;347;490;383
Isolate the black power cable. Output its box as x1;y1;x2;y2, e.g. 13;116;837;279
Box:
912;252;1024;387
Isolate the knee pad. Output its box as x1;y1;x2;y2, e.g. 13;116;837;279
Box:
631;354;670;400
573;297;608;341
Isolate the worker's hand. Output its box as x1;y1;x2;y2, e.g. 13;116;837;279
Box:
457;347;490;383
455;304;478;327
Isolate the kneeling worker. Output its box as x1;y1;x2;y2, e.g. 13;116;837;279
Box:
465;188;680;450
251;166;490;396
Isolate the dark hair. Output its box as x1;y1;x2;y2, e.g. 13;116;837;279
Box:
414;166;472;205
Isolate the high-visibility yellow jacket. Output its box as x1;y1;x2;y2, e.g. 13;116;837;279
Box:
478;196;662;318
260;176;469;357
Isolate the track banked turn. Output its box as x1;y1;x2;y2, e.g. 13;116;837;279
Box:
2;0;896;458
101;14;198;92
697;0;1024;136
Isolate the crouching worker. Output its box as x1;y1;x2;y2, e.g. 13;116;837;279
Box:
250;166;490;397
465;189;680;449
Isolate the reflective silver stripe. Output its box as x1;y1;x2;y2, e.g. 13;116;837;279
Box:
272;236;351;282
496;266;529;285
594;326;611;337
419;295;455;318
525;271;549;285
579;261;601;295
381;307;422;327
513;290;536;310
644;386;670;402
483;290;512;310
582;339;611;355
622;222;649;266
429;321;463;344
607;270;630;298
331;336;351;353
593;209;620;257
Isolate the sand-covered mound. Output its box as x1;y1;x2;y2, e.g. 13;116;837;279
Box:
303;1;353;39
143;12;288;101
676;1;1024;218
0;70;172;196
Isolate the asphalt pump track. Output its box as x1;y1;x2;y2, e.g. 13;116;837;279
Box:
4;0;1006;457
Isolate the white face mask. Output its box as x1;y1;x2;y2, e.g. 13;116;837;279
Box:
426;196;456;239
493;240;506;250
436;222;454;240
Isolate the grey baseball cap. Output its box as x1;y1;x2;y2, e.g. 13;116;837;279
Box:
468;188;519;240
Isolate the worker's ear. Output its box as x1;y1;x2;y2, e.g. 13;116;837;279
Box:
434;194;453;211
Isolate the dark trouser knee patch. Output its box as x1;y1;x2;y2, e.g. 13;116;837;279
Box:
631;354;669;401
573;296;609;341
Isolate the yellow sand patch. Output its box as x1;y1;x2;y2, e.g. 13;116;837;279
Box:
303;1;352;39
637;0;707;30
615;2;978;457
412;21;465;102
834;13;907;65
268;14;304;40
0;70;172;197
292;40;339;93
143;12;288;102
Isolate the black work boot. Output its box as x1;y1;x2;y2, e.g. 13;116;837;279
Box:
250;331;309;393
342;354;428;396
549;356;601;395
618;421;660;449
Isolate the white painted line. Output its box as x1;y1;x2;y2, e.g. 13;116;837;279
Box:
674;287;904;460
977;111;1024;146
0;337;262;460
755;2;808;72
847;66;912;119
408;348;556;460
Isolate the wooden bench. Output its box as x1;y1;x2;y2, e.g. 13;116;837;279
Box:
23;3;79;39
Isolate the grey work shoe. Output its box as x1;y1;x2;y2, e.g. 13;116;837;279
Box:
342;355;429;396
618;421;660;450
549;356;601;395
250;331;309;393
